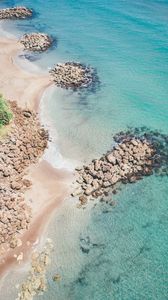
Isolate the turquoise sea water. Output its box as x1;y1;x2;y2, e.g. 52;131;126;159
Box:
1;0;168;299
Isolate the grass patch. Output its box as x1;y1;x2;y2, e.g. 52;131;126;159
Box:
0;94;13;128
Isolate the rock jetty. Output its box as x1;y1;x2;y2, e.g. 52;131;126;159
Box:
0;7;32;20
20;33;52;52
73;137;157;205
0;101;48;248
50;62;98;90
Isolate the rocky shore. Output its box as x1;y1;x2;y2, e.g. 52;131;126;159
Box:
73;135;160;206
20;33;52;52
0;7;32;20
0;101;48;249
50;62;98;90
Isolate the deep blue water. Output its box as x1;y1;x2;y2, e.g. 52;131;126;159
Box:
1;0;168;299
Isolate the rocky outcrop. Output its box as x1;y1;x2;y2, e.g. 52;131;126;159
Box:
0;101;48;248
73;137;157;206
20;33;52;52
0;7;32;20
50;62;98;90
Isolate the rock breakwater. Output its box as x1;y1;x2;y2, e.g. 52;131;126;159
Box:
72;129;168;206
50;62;99;90
0;7;32;20
20;33;52;52
0;101;48;249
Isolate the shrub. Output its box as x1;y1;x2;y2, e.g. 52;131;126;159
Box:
0;94;13;127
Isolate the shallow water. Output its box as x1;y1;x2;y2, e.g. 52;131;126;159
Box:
0;0;168;299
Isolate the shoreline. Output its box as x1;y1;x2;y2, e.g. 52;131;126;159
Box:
0;36;51;111
0;34;73;279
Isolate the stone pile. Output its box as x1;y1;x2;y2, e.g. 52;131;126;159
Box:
0;7;32;20
0;101;48;248
73;138;156;205
20;33;52;52
50;62;97;90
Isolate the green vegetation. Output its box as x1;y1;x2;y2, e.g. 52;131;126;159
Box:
0;94;13;128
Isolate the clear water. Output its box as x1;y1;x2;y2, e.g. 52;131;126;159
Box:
1;0;168;299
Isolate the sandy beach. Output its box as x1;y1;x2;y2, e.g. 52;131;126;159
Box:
0;36;72;278
0;36;51;110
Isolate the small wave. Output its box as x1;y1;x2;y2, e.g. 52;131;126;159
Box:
43;140;76;171
40;87;78;171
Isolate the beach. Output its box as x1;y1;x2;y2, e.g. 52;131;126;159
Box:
0;35;72;279
0;1;168;299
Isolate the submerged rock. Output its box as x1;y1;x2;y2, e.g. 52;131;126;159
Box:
53;274;61;282
16;240;53;300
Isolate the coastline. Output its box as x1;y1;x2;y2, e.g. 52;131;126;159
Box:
0;36;51;111
0;34;73;279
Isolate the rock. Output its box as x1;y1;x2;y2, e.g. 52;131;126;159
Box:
79;195;87;205
11;181;22;190
129;176;137;183
104;172;112;181
110;175;120;185
91;179;100;190
23;110;32;118
71;189;82;197
75;166;82;171
84;186;93;196
82;174;93;184
102;181;111;188
53;274;61;282
22;179;32;188
106;153;117;164
10;237;22;248
94;159;101;171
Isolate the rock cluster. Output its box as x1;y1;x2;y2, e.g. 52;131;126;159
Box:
73;138;156;205
16;239;53;300
0;101;48;248
20;33;52;52
0;7;32;20
50;62;97;90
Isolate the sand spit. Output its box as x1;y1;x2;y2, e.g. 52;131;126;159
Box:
0;7;32;20
20;33;53;52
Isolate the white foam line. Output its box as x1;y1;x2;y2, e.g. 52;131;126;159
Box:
39;86;78;171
